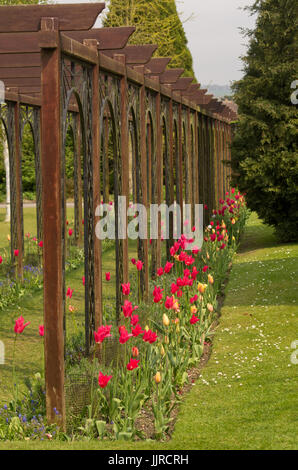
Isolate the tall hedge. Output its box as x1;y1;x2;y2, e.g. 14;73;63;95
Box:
231;0;298;242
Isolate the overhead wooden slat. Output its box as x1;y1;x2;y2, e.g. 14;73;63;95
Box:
184;89;207;101
170;77;193;91
68;27;135;50
102;44;157;64
0;53;40;68
0;4;105;33
0;32;41;54
159;68;184;84
182;83;201;95
0;67;40;79
145;57;171;74
195;94;213;105
6;86;41;95
4;77;40;87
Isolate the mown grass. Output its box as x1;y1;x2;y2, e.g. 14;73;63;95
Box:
0;212;297;449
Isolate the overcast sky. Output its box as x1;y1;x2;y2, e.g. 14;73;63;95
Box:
52;0;257;86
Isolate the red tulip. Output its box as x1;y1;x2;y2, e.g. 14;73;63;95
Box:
190;314;199;325
153;286;163;303
98;371;112;388
126;358;140;371
143;329;157;344
132;346;139;357
68;228;73;237
66;287;73;299
38;241;43;248
165;296;174;309
122;300;138;318
121;282;130;295
119;325;133;344
105;272;111;281
14;249;19;257
131;324;144;337
130;314;139;327
136;260;144;271
190;295;198;304
94;325;112;344
157;267;163;276
164;262;174;274
14;316;30;334
39;325;44;337
0;255;3;264
82;276;85;286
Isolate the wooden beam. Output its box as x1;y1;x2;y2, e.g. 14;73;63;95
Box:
103;44;157;65
0;4;105;32
68;27;135;50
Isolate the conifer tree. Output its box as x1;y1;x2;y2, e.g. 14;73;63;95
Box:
102;0;195;78
231;0;298;241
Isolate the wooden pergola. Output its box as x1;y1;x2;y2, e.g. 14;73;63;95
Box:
0;3;236;428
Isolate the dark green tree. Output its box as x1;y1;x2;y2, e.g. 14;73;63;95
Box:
231;0;298;241
103;0;195;78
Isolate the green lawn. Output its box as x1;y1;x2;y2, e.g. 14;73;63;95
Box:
0;212;297;449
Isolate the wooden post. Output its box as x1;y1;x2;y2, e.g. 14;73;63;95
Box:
186;107;191;211
75;114;83;245
115;53;129;289
194;112;199;211
84;39;102;330
178;103;183;234
13;95;24;280
140;77;149;300
168;98;174;257
156;92;162;270
40;17;65;428
103;116;110;204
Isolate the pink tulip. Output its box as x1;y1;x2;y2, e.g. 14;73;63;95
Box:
14;316;30;334
66;287;73;299
136;260;144;271
98;371;112;388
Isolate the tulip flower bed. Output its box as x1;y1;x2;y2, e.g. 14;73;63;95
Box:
0;190;249;441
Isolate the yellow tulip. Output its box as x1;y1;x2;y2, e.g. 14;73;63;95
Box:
207;303;214;312
208;274;214;284
154;372;161;384
191;305;198;314
198;282;207;294
162;313;170;327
